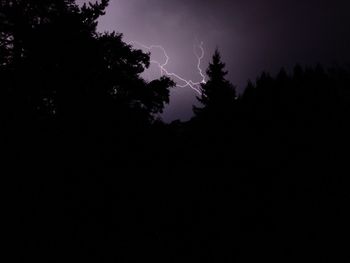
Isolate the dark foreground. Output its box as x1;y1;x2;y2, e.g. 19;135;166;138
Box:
4;110;350;262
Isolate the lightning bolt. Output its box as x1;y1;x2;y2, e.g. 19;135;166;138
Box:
128;41;206;94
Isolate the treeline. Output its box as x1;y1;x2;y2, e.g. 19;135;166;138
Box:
1;1;350;262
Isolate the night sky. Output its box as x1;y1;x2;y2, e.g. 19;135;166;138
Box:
79;0;350;121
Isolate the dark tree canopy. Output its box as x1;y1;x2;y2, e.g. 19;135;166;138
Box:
0;0;174;126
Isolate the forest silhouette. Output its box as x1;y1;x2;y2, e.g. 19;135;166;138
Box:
1;1;350;262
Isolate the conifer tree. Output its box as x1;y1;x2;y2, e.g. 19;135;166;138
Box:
193;49;236;119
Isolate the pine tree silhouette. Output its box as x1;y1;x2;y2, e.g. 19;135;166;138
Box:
193;49;236;120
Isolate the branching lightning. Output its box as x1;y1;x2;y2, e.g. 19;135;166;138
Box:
128;41;206;94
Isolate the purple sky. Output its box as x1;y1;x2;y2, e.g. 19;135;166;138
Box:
79;0;350;121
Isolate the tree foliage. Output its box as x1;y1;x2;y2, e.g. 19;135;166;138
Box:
0;0;174;125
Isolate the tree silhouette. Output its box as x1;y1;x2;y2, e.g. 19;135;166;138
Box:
0;0;174;126
193;49;236;120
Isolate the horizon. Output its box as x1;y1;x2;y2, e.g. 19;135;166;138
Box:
82;0;350;121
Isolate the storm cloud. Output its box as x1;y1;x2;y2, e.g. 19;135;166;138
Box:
79;0;350;121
